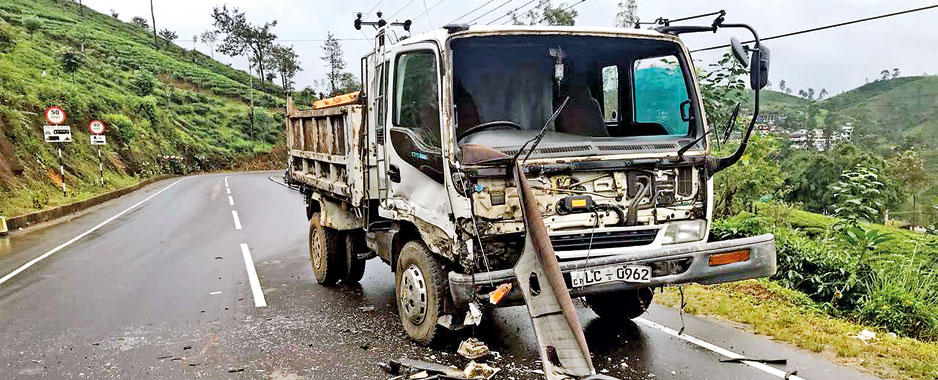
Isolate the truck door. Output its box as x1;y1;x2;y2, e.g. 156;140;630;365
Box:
380;43;451;227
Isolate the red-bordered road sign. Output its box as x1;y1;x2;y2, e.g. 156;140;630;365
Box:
44;106;67;125
88;120;106;135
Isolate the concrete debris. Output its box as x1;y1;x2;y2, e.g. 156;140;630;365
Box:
438;314;454;329
849;329;876;342
464;361;499;379
463;303;482;326
457;338;490;360
359;305;376;312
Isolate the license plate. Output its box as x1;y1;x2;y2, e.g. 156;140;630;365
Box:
570;265;652;287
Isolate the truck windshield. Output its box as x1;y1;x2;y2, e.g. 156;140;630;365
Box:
452;34;698;155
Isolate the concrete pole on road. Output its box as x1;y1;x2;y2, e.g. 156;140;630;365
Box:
98;146;104;186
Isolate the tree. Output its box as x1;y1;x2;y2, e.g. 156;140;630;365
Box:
157;28;177;48
110;9;119;18
778;79;787;93
211;6;278;81
321;32;345;95
829;165;886;225
510;0;577;26
293;86;318;106
266;44;302;92
713;134;787;217
149;0;158;48
807;88;815;100
892;68;900;79
697;52;747;133
798;89;807;98
23;15;41;35
60;49;84;76
785;87;792;95
880;69;890;81
888;149;929;226
131;16;149;29
615;0;638;28
200;30;218;59
819;88;828;99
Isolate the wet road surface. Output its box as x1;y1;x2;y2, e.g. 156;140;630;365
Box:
0;172;882;380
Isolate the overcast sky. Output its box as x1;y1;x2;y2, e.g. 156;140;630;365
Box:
82;0;937;95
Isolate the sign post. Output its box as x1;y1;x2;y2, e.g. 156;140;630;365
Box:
88;120;106;186
44;106;69;196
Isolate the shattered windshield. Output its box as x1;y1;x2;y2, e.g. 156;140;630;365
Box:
452;34;697;154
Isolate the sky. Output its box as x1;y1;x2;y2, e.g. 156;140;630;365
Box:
81;0;938;95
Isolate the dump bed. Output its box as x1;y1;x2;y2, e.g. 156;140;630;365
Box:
285;97;372;205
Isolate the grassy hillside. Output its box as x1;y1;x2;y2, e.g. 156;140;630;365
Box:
0;0;284;216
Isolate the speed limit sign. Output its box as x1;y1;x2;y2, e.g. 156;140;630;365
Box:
88;120;106;135
44;106;67;125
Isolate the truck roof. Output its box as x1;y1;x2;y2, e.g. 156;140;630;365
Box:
395;24;680;49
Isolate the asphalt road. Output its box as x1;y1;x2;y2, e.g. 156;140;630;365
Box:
0;172;883;380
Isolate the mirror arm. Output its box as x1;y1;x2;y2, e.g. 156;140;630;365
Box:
709;89;760;175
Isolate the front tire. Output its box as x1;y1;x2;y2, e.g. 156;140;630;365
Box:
309;212;344;286
586;287;654;320
395;241;447;345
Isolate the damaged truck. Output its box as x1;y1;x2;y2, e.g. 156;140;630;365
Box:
285;11;776;379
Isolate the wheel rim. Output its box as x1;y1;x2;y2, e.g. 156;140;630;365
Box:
400;264;428;324
311;229;323;269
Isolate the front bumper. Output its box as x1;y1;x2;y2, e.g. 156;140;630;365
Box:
448;233;776;308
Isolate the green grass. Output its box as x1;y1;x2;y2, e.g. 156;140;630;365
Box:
0;0;284;216
656;281;938;380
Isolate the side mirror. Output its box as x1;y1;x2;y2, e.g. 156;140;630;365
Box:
730;37;749;68
750;44;770;90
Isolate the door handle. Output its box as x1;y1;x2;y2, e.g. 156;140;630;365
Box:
388;164;401;183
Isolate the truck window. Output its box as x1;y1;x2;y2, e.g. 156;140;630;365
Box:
633;56;691;135
394;51;440;145
391;50;444;183
601;65;618;121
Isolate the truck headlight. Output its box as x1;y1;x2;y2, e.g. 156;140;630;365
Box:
661;220;707;245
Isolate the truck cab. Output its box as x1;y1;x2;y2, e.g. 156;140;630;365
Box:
287;22;776;347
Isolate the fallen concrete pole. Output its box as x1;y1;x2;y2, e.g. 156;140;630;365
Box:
512;162;619;380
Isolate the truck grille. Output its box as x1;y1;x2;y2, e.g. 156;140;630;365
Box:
550;229;658;251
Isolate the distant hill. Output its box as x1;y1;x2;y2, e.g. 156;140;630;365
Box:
0;0;284;215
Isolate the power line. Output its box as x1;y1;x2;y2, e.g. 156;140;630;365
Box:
410;0;450;21
692;3;938;52
489;0;536;24
469;0;515;24
364;0;386;18
388;0;417;19
449;0;499;24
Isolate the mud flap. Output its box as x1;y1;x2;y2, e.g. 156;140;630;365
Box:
512;162;610;380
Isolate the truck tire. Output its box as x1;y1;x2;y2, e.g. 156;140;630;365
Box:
309;212;344;286
344;232;366;283
586;288;654;320
395;240;447;346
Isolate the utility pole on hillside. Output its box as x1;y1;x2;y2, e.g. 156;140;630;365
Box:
150;0;158;48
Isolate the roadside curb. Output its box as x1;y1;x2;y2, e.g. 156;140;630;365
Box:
5;175;176;231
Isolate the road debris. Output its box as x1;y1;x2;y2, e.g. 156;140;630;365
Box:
464;361;499;379
463;303;482;326
848;329;876;342
359;305;376;312
457;338;490;360
719;357;787;364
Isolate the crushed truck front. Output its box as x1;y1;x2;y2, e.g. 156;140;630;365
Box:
432;26;776;307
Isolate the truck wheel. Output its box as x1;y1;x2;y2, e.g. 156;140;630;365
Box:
344;232;366;283
586;288;654;320
395;241;447;345
309;212;344;286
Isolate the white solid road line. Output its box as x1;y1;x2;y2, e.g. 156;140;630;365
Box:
231;210;242;230
634;317;807;380
0;178;188;286
228;196;234;206
239;243;267;308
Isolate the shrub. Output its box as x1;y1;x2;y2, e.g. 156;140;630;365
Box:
22;15;40;34
60;49;84;73
0;18;15;53
860;266;938;340
103;113;136;143
131;70;157;96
